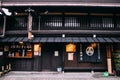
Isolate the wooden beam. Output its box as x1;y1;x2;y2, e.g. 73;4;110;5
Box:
64;13;88;15
90;13;113;16
2;2;120;7
40;12;62;15
15;13;27;16
6;30;120;35
107;46;112;74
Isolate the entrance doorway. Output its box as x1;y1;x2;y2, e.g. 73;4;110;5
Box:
42;47;51;71
41;43;63;71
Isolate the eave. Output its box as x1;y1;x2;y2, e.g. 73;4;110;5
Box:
6;30;120;35
1;2;120;7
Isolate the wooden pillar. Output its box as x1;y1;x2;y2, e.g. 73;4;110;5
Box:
107;46;112;74
25;8;34;40
0;0;1;7
28;13;33;40
0;0;2;8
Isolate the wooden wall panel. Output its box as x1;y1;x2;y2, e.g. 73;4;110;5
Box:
33;56;42;71
10;59;33;71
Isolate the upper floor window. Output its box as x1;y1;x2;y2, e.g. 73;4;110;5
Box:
41;15;62;29
6;16;27;31
65;16;79;27
102;17;114;28
90;16;102;28
14;16;27;30
5;13;120;31
116;16;120;29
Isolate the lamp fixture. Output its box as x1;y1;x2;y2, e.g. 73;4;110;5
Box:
93;34;96;38
62;34;65;38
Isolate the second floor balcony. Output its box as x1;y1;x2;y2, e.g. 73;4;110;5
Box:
4;12;120;35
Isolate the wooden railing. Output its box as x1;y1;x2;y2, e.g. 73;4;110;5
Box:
5;14;120;32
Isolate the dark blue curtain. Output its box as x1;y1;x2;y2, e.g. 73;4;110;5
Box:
78;43;102;63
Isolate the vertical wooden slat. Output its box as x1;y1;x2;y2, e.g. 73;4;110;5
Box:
38;16;40;30
55;16;57;27
36;14;119;30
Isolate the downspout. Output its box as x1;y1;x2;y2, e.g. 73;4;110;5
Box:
0;14;6;37
0;0;6;37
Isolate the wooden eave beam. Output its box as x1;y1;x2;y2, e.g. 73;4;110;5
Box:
6;30;120;35
90;13;114;16
1;2;120;7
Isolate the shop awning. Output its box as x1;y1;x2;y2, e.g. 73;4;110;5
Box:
0;37;120;43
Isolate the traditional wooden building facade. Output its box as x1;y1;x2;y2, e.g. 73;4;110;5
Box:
0;0;120;75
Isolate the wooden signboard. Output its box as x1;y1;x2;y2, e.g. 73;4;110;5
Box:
66;43;76;53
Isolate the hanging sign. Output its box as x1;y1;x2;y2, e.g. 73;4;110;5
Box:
68;53;74;61
66;43;76;52
54;51;59;56
34;44;41;56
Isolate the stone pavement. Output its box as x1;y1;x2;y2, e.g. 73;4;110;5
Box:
0;71;120;80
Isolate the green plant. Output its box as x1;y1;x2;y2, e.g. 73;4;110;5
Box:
113;52;120;76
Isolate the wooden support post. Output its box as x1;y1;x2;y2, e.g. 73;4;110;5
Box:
2;66;4;71
0;1;1;7
28;13;32;40
6;65;8;70
9;63;11;70
107;46;112;74
25;8;34;40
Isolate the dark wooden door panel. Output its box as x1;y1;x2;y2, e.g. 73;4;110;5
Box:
42;45;51;71
33;56;42;71
42;43;63;71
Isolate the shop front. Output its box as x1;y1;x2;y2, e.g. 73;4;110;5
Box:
0;3;120;74
0;37;119;72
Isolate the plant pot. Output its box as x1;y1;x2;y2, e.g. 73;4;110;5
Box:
116;70;120;76
57;67;62;72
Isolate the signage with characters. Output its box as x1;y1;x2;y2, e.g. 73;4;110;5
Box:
86;46;94;56
78;43;102;63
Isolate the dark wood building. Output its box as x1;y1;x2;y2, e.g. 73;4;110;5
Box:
0;0;120;74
